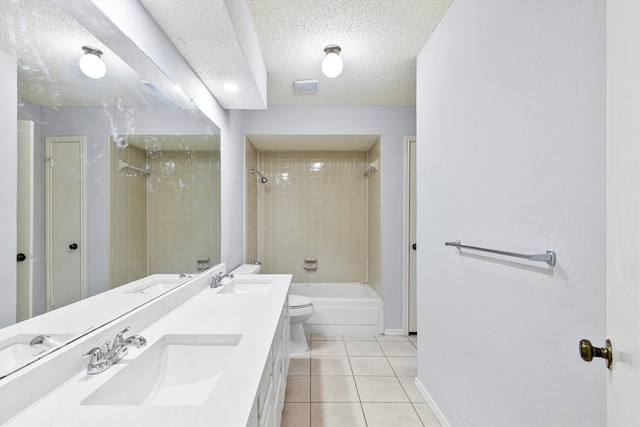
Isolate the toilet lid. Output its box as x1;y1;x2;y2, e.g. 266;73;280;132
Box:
289;294;313;309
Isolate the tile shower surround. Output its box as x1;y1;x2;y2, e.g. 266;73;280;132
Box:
257;151;372;284
109;144;220;287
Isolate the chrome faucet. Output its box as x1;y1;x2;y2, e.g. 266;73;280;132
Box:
210;272;234;288
82;326;146;375
29;335;59;348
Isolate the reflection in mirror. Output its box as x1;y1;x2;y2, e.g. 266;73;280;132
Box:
1;0;222;376
109;135;221;287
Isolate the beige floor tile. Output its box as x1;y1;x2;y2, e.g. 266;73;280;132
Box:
289;356;311;376
310;403;367;427
342;334;376;341
375;334;411;342
413;403;443;426
311;376;360;402
285;376;310;402
345;340;384;356
310;333;343;341
379;341;418;357
349;357;395;376
281;403;311;427
311;356;352;376
310;340;347;356
362;402;424;427
397;376;426;403
354;376;409;402
387;356;417;376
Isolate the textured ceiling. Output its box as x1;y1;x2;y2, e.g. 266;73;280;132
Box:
139;0;265;110
0;0;166;108
247;0;454;106
1;0;453;111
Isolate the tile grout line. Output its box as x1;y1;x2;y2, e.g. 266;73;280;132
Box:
346;352;370;427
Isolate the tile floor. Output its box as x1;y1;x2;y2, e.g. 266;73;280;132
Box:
281;333;442;427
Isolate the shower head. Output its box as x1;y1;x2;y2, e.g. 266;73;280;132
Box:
251;169;268;184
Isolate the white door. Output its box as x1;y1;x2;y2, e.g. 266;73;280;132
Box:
16;120;34;322
408;138;418;333
46;137;86;310
604;2;640;425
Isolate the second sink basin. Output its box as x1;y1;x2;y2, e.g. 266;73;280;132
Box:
217;278;273;295
0;334;72;377
125;274;190;296
81;334;242;406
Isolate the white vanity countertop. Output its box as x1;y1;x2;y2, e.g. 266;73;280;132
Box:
6;274;292;427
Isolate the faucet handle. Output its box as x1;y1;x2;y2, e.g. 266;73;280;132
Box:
125;335;147;348
210;272;222;288
82;347;105;365
112;326;131;347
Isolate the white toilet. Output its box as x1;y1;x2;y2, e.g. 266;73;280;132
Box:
230;264;314;354
288;294;314;354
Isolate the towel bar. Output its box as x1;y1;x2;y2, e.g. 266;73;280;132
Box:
445;240;556;266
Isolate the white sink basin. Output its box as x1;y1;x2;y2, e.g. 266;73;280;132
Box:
0;334;72;377
217;278;273;295
81;334;242;406
125;275;189;296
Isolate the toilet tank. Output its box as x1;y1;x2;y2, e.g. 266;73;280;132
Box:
230;263;262;274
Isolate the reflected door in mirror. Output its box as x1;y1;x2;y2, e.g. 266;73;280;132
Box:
17;120;34;322
46;137;86;310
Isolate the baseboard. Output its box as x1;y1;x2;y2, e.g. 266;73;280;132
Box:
383;328;407;336
414;377;450;427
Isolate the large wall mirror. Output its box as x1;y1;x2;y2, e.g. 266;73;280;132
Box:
1;0;221;377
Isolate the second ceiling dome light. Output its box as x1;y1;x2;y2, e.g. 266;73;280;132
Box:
321;44;343;78
79;46;106;79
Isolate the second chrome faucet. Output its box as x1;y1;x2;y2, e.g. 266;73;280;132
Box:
210;272;234;288
83;326;146;375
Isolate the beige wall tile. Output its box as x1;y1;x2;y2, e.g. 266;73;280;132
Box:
258;149;370;283
109;141;220;286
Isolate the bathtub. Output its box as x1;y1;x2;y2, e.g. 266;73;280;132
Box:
289;283;383;334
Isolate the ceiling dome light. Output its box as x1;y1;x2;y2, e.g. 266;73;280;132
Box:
321;45;343;78
79;46;106;79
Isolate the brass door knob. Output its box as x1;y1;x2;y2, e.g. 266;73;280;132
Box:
580;339;613;370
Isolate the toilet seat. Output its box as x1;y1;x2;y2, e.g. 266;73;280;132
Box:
289;294;312;309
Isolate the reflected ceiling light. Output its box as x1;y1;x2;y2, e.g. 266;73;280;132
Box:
79;46;106;79
321;45;343;78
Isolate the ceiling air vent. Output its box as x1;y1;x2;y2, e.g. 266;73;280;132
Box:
294;79;319;94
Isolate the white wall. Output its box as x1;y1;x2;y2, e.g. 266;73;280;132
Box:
416;1;606;425
242;106;416;330
0;50;17;328
220;109;246;269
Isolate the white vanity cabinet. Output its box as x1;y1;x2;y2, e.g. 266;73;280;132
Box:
2;270;293;427
249;302;290;427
